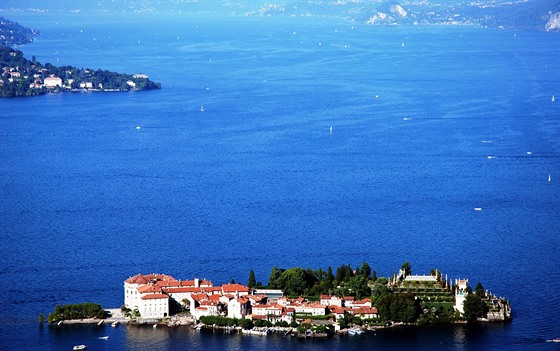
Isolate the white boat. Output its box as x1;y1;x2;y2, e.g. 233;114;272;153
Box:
97;320;103;326
552;95;555;102
474;207;482;211
111;321;120;328
329;126;333;134
98;336;109;340
200;105;205;112
347;328;363;335
73;345;87;351
549;174;552;182
153;324;158;329
487;156;495;159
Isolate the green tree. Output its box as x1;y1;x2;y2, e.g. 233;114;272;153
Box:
463;294;488;322
326;266;334;287
475;282;485;298
360;262;371;279
401;262;412;277
377;292;420;323
277;268;308;296
248;270;256;290
268;266;282;288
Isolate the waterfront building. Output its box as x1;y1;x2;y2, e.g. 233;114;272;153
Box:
44;75;62;87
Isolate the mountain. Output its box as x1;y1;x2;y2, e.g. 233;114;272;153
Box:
1;0;559;31
0;16;39;47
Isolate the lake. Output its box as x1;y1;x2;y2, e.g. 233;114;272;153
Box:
1;12;559;351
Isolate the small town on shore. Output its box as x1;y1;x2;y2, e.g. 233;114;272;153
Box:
0;46;160;97
46;263;512;338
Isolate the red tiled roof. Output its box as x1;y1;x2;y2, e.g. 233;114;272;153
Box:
221;283;249;293
164;287;203;294
191;293;209;301
138;285;163;294
125;273;176;284
208;295;221;302
141;294;169;300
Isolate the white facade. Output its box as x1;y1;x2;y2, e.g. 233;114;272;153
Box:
44;76;62;87
293;303;327;316
138;294;169;318
455;279;469;314
124;281;142;310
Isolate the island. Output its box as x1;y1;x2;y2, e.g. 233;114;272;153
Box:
46;263;511;337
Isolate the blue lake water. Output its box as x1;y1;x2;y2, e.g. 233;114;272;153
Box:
1;12;559;351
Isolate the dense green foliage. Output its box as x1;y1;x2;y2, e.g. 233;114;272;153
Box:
0;46;160;97
463;294;489;322
47;303;106;322
376;292;421;323
266;262;374;298
248;270;256;289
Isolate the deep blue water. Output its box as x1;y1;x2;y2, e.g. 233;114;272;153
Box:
1;12;560;351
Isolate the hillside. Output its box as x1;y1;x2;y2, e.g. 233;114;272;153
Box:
1;0;559;31
0;16;39;47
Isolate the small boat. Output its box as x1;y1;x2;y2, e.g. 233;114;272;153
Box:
153;324;158;329
329;126;333;134
200;105;205;112
548;174;551;182
111;321;120;328
487;156;495;159
57;321;63;326
347;328;363;335
97;320;103;326
552;95;555;102
98;336;109;340
547;338;560;343
73;345;87;351
474;207;482;211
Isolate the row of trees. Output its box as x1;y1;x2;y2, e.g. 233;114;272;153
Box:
260;262;375;299
47;303;106;323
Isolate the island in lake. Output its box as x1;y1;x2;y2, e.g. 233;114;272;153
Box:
0;17;160;98
46;263;511;337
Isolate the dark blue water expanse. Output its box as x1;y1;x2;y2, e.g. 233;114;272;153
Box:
1;12;560;351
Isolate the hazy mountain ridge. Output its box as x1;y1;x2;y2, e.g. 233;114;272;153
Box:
1;0;558;30
0;16;39;47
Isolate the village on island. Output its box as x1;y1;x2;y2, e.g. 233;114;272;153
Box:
46;263;512;337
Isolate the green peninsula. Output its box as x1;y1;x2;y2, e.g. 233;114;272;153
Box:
1;46;161;97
